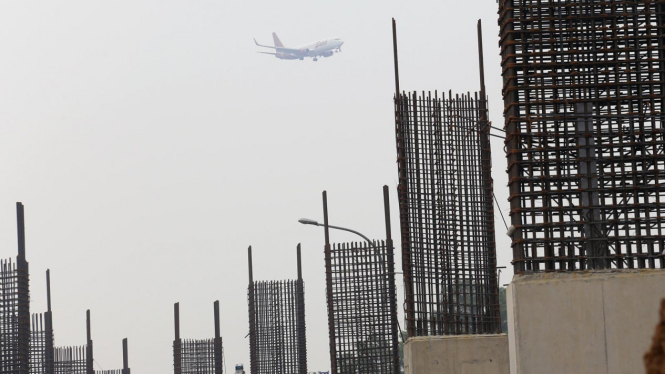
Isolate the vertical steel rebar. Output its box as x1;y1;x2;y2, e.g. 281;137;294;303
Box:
247;246;256;374
322;191;337;374
392;19;416;339
214;301;223;374
122;338;130;374
295;245;307;374
174;303;181;374
16;203;30;374
383;186;400;374
45;270;54;374
477;19;501;334
86;311;93;374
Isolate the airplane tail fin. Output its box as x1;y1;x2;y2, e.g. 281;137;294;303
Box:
272;32;284;48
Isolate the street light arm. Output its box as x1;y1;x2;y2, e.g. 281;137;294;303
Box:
324;224;375;247
299;218;377;249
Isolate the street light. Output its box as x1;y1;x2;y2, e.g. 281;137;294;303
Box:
298;216;405;342
298;218;377;248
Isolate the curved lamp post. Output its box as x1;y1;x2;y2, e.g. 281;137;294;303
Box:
298;216;405;342
298;218;377;249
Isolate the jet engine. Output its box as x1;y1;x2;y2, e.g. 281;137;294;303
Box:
322;51;334;58
300;48;310;55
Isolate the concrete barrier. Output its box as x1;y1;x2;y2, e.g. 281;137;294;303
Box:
403;334;509;374
507;269;665;374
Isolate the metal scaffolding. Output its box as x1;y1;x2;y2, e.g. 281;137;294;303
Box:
498;0;665;273
173;301;224;374
247;245;307;374
0;203;31;374
392;20;501;337
322;186;400;374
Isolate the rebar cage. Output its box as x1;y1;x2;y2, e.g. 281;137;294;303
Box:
54;346;88;374
173;302;224;374
325;241;399;374
498;0;665;273
394;91;501;336
248;280;307;374
1;257;30;374
177;339;221;374
30;313;52;374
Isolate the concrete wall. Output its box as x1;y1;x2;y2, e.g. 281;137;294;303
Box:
507;270;665;374
404;334;509;374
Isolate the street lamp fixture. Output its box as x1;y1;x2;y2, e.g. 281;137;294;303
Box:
298;218;319;226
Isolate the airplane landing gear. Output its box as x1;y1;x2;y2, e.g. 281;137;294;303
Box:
313;57;318;62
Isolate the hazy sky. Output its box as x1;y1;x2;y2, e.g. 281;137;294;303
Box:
0;1;512;372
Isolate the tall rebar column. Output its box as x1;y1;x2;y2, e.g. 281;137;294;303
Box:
1;203;31;374
392;21;501;337
173;302;224;374
322;187;400;374
498;0;665;273
247;246;307;374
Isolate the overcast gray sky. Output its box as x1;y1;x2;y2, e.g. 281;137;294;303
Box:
0;1;512;372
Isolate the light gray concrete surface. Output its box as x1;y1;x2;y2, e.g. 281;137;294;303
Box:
507;269;665;374
404;334;509;374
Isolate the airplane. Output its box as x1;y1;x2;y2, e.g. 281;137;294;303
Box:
254;33;344;62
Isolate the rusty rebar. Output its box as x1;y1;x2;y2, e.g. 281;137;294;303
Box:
1;203;31;374
247;246;307;374
322;189;400;374
173;302;224;374
392;19;502;336
498;0;665;273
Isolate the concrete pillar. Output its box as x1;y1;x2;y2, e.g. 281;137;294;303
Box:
507;270;665;374
404;334;509;374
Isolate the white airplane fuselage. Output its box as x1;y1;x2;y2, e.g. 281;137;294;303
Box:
255;33;344;61
294;38;344;58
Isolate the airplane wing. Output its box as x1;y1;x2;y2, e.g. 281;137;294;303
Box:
254;38;303;54
257;51;278;56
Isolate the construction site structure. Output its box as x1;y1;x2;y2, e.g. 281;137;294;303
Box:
392;19;501;338
247;245;307;374
321;187;400;374
499;0;665;273
173;301;224;374
498;1;665;372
